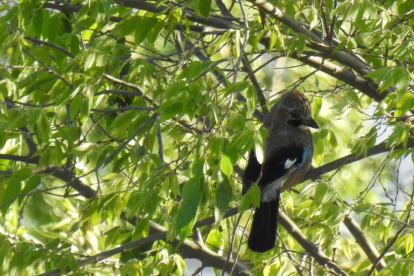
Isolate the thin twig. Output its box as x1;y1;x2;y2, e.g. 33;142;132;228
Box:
157;121;164;165
22;49;73;89
91;106;154;112
220;0;250;125
80;113;159;178
24;36;75;58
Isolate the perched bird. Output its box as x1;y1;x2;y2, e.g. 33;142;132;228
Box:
243;90;319;252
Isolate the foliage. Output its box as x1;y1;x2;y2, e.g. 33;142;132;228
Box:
0;0;414;275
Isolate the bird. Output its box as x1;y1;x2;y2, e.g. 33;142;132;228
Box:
242;90;319;252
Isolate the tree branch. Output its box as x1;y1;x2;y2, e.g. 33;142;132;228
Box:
91;106;155;113
24;36;75;58
0;154;38;164
2;99;40;164
295;53;384;102
246;0;390;89
37;232;167;276
343;213;386;270
148;220;251;276
278;212;349;276
116;0;241;30
95;90;144;96
33;165;96;199
304;140;414;181
102;74;146;96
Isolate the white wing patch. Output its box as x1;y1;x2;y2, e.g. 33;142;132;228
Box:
284;158;297;169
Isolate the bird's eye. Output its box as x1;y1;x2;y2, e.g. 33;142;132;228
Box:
290;110;299;118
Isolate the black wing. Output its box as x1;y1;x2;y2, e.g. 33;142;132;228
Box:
242;149;262;195
258;143;305;190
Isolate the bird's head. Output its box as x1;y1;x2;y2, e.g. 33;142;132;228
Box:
264;90;319;129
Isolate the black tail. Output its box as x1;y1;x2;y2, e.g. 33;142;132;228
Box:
248;193;280;252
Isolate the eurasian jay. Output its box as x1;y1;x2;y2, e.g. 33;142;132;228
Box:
243;90;319;253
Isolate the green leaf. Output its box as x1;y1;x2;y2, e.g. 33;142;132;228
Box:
395;91;414;117
269;31;277;51
178;61;213;81
386;123;410;148
312;96;322;118
4;109;27;129
223;81;250;97
67;254;78;272
45;238;61;248
405;234;414;254
365;66;410;93
134;17;158;45
309;6;319;30
69;34;80;55
191;158;205;177
206;229;223;249
328;129;338;150
83;51;96;70
14;167;32;182
295;35;306;55
164;8;182;46
1;168;31;213
48;14;62;42
313;181;333;206
35;111;50;144
214;173;232;220
132;219;150;241
113;16;141;37
197;0;211;18
159;100;183;120
146;20;165;45
21;175;41;194
175;177;202;230
50;79;71;102
341;238;352;260
313;138;324;165
108;110;138;139
219;155;232;177
239;185;260;212
69;94;83;120
233;30;241;58
226;113;245;132
0;4;9;12
32;10;43;37
226;130;253;164
380;218;393;242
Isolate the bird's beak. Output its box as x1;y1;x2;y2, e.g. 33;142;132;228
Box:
303;118;319;129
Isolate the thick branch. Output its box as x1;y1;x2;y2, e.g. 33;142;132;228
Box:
37;232;167;276
295;53;384;102
247;0;393;96
304;140;414;181
195;207;348;275
33;165;96;199
259;35;384;101
0;154;38;164
148;221;251;275
343;214;386;270
278;212;349;276
116;0;241;30
39;217;250;276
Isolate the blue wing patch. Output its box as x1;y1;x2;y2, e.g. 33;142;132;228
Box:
296;146;311;168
